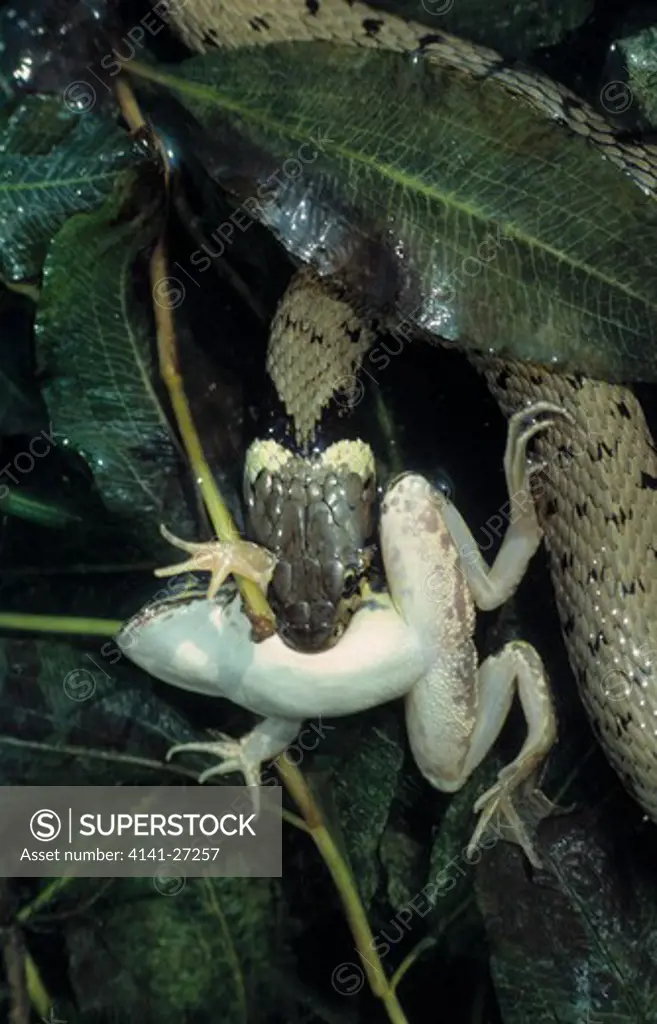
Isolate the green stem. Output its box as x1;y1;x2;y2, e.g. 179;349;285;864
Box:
18;878;75;924
150;238;275;640
390;937;436;992
23;951;51;1019
0;614;121;636
277;759;410;1023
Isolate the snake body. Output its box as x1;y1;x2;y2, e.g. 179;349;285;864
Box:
243;268;378;651
166;0;657;821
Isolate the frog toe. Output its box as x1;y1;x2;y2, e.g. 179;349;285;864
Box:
155;524;277;600
166;736;263;790
467;772;549;868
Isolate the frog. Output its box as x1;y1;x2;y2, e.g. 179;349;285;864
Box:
118;400;567;863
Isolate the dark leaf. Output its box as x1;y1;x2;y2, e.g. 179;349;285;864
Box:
35;179;195;558
476;808;657;1023
319;709;404;906
0;95;149;281
65;875;283;1023
132;44;657;381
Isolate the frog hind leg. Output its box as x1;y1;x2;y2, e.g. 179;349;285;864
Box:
406;640;556;867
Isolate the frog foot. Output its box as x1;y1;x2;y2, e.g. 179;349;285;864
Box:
166;734;263;788
466;765;555;868
505;400;574;494
154;524;277;600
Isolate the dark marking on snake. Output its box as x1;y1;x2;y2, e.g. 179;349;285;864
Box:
545;498;557;517
575;502;588;518
249;16;270;31
588;631;606;656
306;0;320;14
613;715;631;742
641;471;657;490
418;33;447;49
616;710;633;733
616;400;631;419
563;614;575;635
362;18;383;37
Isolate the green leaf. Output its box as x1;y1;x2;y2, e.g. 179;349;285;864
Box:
0;283;45;433
0;635;203;786
476;810;657;1023
65;876;281;1024
132;44;657;381
618;25;657;127
0;95;148;281
320;709;404;906
0;487;80;528
34;182;194;558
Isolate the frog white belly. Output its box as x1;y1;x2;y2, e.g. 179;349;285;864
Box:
118;401;566;863
119;589;427;718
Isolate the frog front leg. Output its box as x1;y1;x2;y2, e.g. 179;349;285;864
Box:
167;715;303;799
433;401;573;609
153;524;291;792
381;402;566;865
154;523;277;599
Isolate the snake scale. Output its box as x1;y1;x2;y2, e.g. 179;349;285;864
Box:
164;0;657;823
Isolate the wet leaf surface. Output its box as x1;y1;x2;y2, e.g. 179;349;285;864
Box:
34;180;196;559
320;709;405;907
0;95;149;282
133;42;657;381
476;807;657;1023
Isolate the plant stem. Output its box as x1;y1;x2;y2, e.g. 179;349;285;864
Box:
277;759;411;1023
0;613;120;636
150;238;275;641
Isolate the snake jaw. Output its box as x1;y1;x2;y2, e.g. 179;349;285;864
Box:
154;523;277;600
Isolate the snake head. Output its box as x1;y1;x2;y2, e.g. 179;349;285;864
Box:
244;438;376;651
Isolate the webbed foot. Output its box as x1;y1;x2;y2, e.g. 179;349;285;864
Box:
167;734;263;787
467;769;557;868
166;718;302;808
